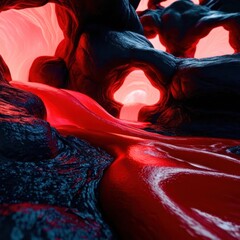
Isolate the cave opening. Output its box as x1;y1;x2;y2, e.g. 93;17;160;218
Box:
136;0;200;10
0;0;234;123
114;70;160;121
195;26;234;58
0;3;63;81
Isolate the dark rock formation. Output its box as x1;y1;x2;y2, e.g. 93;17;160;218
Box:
139;0;240;57
200;0;240;56
0;57;114;239
228;145;240;155
200;0;240;12
29;56;68;88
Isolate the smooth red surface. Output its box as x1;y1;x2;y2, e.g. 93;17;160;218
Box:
12;81;240;239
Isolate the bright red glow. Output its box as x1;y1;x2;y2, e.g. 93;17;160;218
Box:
114;70;160;121
149;35;166;51
192;0;200;4
137;0;200;10
136;0;148;11
161;0;178;7
161;0;199;7
12;81;240;240
195;27;234;58
11;81;240;240
0;4;63;81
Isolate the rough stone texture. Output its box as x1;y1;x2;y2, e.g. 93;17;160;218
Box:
0;59;114;239
228;145;240;155
0;204;108;239
0;135;114;239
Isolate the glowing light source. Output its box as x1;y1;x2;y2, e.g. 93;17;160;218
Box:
0;4;63;81
122;90;148;105
149;35;166;51
161;0;200;7
136;0;148;11
160;0;178;7
114;70;160;121
192;0;200;4
136;0;200;10
195;27;234;58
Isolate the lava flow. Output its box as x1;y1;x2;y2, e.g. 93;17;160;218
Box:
0;0;240;239
11;80;240;240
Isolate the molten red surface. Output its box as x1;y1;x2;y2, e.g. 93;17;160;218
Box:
12;81;240;239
